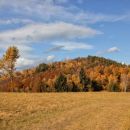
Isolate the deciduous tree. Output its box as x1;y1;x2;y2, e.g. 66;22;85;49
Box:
0;46;19;91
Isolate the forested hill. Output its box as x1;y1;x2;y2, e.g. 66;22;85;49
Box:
0;56;130;92
72;56;124;67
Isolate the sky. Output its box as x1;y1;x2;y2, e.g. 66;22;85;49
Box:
0;0;130;69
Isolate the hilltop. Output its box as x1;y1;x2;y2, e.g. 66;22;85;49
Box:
0;56;130;92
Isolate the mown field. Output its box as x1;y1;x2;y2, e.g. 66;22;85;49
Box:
0;93;130;130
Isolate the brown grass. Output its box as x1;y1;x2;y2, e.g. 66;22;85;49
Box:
0;92;130;130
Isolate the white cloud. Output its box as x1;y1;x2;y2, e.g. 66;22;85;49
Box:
97;46;120;55
53;41;93;51
0;22;101;43
0;18;34;25
16;55;56;69
107;47;120;53
16;57;35;68
46;55;55;61
75;12;129;24
0;0;129;25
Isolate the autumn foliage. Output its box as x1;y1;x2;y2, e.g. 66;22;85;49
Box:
0;46;19;91
0;52;130;92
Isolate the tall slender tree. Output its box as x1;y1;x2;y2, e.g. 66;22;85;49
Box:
120;74;129;92
0;46;19;91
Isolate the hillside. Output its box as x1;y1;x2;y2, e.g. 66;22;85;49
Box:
0;56;130;92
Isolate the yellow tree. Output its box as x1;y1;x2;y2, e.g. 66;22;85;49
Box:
0;46;19;91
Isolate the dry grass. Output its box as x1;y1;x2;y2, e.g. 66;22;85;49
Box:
0;93;130;130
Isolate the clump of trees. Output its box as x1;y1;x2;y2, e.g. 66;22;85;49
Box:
0;47;130;92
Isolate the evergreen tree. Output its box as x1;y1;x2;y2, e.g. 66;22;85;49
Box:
55;74;68;92
91;80;102;91
79;68;90;92
72;82;80;92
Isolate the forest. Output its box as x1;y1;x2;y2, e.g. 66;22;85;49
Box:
0;46;130;92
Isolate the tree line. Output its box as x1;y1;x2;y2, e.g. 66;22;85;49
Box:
0;46;130;92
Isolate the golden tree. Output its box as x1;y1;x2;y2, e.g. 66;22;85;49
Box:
0;46;19;91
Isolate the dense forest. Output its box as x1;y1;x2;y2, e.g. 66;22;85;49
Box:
0;47;130;92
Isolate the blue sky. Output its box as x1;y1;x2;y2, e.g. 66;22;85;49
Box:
0;0;130;69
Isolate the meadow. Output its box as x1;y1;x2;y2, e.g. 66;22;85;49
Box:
0;93;130;130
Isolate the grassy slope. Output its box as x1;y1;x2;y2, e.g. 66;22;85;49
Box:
0;93;130;130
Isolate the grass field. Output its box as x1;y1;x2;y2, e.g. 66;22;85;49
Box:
0;93;130;130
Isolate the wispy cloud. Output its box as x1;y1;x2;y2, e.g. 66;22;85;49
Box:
97;46;120;55
53;41;93;51
0;18;34;25
45;45;64;53
0;0;129;25
107;47;120;53
0;22;101;43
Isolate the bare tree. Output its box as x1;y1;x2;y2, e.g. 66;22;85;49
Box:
120;74;129;92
